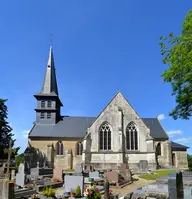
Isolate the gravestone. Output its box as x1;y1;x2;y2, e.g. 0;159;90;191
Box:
11;169;16;180
168;171;184;199
75;163;83;175
16;163;26;187
0;163;6;173
89;171;100;178
139;160;148;172
0;179;3;197
64;175;84;196
0;179;14;199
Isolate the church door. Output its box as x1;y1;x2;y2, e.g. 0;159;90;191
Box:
172;153;176;167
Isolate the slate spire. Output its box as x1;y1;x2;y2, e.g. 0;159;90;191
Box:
41;46;59;95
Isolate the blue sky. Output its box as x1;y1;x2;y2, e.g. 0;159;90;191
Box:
0;1;192;154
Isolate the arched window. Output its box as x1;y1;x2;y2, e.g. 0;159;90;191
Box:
99;123;112;150
126;122;138;150
76;142;83;155
156;142;161;156
56;141;63;155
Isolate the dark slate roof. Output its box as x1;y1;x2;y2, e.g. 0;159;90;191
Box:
29;116;169;140
142;118;168;139
171;141;189;149
29;116;95;138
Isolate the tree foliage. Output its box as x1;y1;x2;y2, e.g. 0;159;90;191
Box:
15;153;24;168
0;99;19;159
159;9;192;120
187;154;192;170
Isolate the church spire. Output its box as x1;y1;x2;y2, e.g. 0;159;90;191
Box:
41;46;58;95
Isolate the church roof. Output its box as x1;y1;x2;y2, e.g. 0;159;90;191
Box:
171;141;189;150
29;116;95;138
142;118;169;139
29;116;168;139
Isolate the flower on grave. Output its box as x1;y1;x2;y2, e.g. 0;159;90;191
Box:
84;185;101;199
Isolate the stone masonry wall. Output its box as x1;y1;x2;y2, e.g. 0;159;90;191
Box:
173;150;188;169
88;92;150;153
155;141;172;168
29;139;82;169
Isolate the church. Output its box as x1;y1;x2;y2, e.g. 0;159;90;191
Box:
28;46;189;173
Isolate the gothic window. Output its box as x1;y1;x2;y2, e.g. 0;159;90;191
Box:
126;122;138;150
40;112;45;119
41;101;45;108
76;142;83;155
56;141;63;155
47;101;52;108
99;123;112;150
47;112;51;119
156;142;161;156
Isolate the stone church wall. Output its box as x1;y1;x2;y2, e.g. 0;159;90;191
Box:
172;151;188;169
29;139;82;169
125;153;157;171
89;92;150;153
155;141;172;168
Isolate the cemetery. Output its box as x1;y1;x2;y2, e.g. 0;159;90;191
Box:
0;142;192;198
1;152;192;199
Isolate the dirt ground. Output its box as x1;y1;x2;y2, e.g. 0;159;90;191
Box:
109;175;155;196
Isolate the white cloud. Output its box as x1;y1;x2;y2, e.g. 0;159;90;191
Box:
157;114;166;120
174;137;192;144
167;130;182;137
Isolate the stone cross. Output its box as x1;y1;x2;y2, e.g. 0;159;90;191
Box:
4;140;16;179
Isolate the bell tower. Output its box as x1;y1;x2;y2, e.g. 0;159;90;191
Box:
34;46;63;124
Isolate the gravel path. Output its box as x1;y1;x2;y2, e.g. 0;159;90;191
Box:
110;175;154;196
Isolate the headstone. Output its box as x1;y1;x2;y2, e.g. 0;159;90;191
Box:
0;163;6;173
0;179;14;199
11;169;16;180
43;161;46;168
89;171;100;178
0;179;3;197
16;163;26;187
104;171;119;184
53;167;63;181
37;161;39;168
168;171;184;199
75;163;83;174
64;175;84;196
139;160;148;172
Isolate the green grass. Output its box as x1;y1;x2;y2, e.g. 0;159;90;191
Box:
139;169;176;180
63;169;75;172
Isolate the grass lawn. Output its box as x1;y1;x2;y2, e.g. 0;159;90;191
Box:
139;169;176;180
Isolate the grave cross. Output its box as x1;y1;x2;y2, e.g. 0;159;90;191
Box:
4;140;17;179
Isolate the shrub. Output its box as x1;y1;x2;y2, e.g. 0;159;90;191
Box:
42;186;56;197
75;185;81;198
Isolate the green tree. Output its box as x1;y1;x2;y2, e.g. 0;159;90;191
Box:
0;99;19;159
159;9;192;120
188;154;192;170
15;153;24;168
